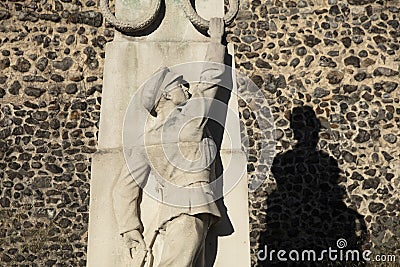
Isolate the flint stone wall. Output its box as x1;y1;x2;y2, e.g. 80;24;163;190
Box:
0;0;399;266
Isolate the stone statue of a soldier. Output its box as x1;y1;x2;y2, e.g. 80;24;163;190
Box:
113;18;226;266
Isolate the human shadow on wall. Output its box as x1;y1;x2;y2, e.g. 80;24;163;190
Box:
258;106;367;267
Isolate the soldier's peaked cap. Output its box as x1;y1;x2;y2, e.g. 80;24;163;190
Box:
141;66;183;113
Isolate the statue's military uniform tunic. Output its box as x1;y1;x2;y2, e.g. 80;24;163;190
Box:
113;42;226;243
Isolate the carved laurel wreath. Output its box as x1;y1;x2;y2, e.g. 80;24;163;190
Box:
100;0;239;33
99;0;162;33
181;0;239;30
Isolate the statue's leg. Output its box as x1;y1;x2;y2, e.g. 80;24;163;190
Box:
158;214;210;267
193;214;210;267
112;150;150;235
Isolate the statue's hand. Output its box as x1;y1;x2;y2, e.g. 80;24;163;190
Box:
122;230;147;258
208;17;224;42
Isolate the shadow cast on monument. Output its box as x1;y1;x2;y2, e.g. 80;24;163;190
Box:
204;52;235;266
258;106;367;267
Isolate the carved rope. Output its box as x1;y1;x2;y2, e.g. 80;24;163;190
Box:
181;0;239;30
100;0;162;33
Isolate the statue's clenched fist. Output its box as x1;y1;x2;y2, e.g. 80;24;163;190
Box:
208;17;225;42
122;230;147;259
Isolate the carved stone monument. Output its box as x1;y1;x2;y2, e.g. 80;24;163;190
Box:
87;1;249;266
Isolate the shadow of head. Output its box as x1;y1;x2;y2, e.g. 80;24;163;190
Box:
290;106;321;147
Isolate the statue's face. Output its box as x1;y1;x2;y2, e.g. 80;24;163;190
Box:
167;83;190;105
